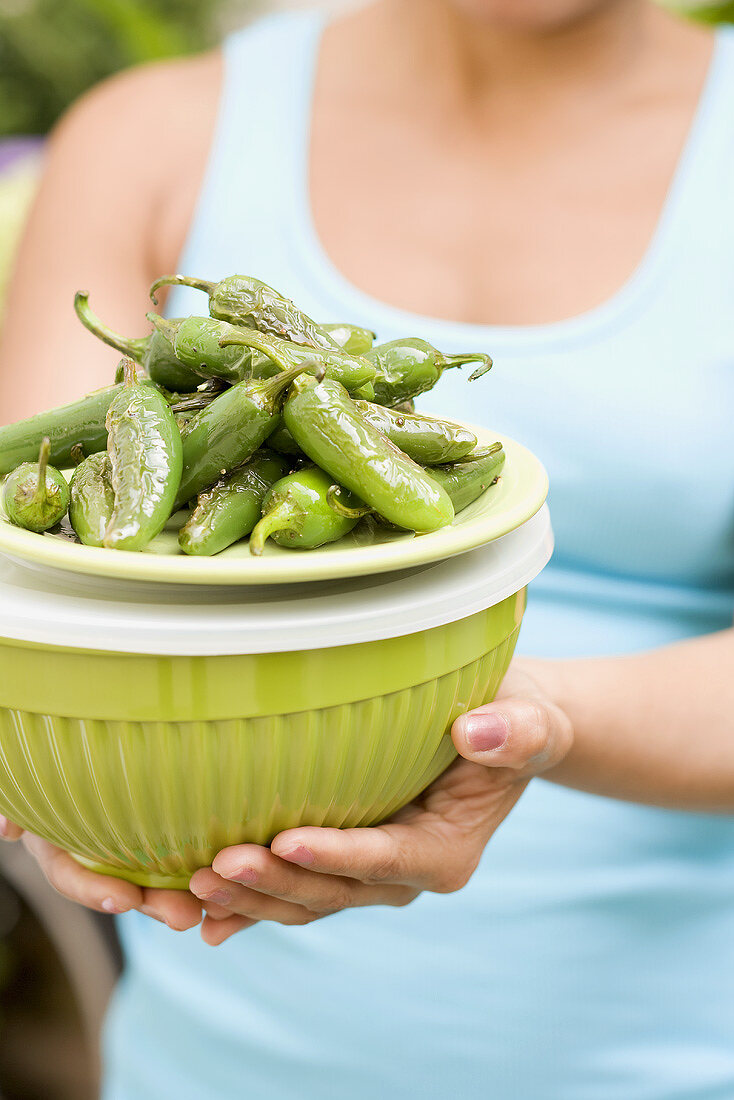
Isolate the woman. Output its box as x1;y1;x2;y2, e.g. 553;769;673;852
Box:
1;0;734;1096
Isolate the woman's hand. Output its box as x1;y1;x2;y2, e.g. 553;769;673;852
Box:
0;821;205;931
189;663;574;946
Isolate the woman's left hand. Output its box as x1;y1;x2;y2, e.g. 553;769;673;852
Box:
190;664;574;945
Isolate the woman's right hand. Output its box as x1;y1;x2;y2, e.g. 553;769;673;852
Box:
0;818;205;930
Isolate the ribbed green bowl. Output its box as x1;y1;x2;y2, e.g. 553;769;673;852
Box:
0;589;524;888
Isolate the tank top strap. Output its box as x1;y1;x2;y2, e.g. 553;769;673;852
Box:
172;10;326;316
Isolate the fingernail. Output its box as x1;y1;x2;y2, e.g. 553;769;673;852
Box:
227;867;258;885
101;897;130;915
202;888;231;905
465;713;508;752
279;844;314;866
141;904;168;926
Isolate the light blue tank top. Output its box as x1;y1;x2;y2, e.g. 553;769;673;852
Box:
103;13;734;1099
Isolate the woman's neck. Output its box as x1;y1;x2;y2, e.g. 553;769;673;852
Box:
344;0;694;118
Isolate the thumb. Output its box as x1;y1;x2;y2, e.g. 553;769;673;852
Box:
452;698;573;777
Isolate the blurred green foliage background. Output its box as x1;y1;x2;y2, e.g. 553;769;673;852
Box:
0;0;732;138
0;0;261;137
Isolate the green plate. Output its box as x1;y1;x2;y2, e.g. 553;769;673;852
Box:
0;425;547;586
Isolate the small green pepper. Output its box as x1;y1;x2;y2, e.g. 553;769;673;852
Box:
150;274;340;350
353;401;477;464
367;338;492;407
179;450;289;557
148;314;253;381
426;443;506;513
3;438;70;532
105;359;183;551
322;322;376;355
214;327;376;393
174;363;308;511
0;382;163;475
268;425;303;457
74;293;201;392
250;466;365;555
69;451;115;547
283;375;454;533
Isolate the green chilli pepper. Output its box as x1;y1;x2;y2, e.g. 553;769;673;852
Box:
322;322;376;355
178;450;289;557
0;382;151;475
250;466;365;555
426;443;506;513
150;274;340;350
353;401;477;464
104;359;183;551
74;293;201;393
174;363;307;511
214;327;376;393
367;339;492;407
2;438;70;532
69;451;115;547
283;375;454;532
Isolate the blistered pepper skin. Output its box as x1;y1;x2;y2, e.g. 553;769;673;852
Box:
250;466;365;554
428;445;506;513
367;339;492;407
353;401;477;464
179;451;289;556
283;375;454;533
104;360;183;551
69;451;115;547
3;438;70;533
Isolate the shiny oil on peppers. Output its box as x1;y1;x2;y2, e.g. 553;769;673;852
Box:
3;437;70;532
367;338;492;407
282;374;454;532
353;401;478;464
69;451;115;547
250;466;365;554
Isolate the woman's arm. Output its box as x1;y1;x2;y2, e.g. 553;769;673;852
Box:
498;628;734;812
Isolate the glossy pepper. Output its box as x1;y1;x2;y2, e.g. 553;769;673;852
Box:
367;338;492;407
68;451;115;547
283;375;454;532
353;401;477;464
150;274;341;350
104;359;183;551
179;450;289;556
74;293;201;393
174;363;308;511
426;443;506;513
3;437;70;532
0;380;167;475
250;466;365;555
214;327;376;393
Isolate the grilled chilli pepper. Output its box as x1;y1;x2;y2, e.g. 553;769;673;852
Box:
367;339;493;407
0;381;162;475
353;401;477;464
426;443;506;513
250;466;365;554
104;359;183;551
74;293;201;393
150;274;340;350
215;328;376;393
283;375;454;532
179;450;289;557
68;451;115;547
3;438;70;532
174;363;308;511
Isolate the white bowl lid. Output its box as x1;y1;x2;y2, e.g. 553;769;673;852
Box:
0;506;552;656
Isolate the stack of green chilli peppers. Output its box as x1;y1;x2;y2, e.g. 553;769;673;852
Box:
0;274;505;556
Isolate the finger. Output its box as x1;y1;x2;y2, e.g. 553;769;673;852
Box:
451;697;573;777
141;887;202;931
201;913;256;947
0;816;24;842
21;833;142;914
270;823;451;891
189;867;319;925
211;844;417;912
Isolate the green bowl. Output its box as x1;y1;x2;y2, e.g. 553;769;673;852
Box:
0;590;525;888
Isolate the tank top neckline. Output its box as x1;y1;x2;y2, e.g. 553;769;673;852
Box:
280;11;730;351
